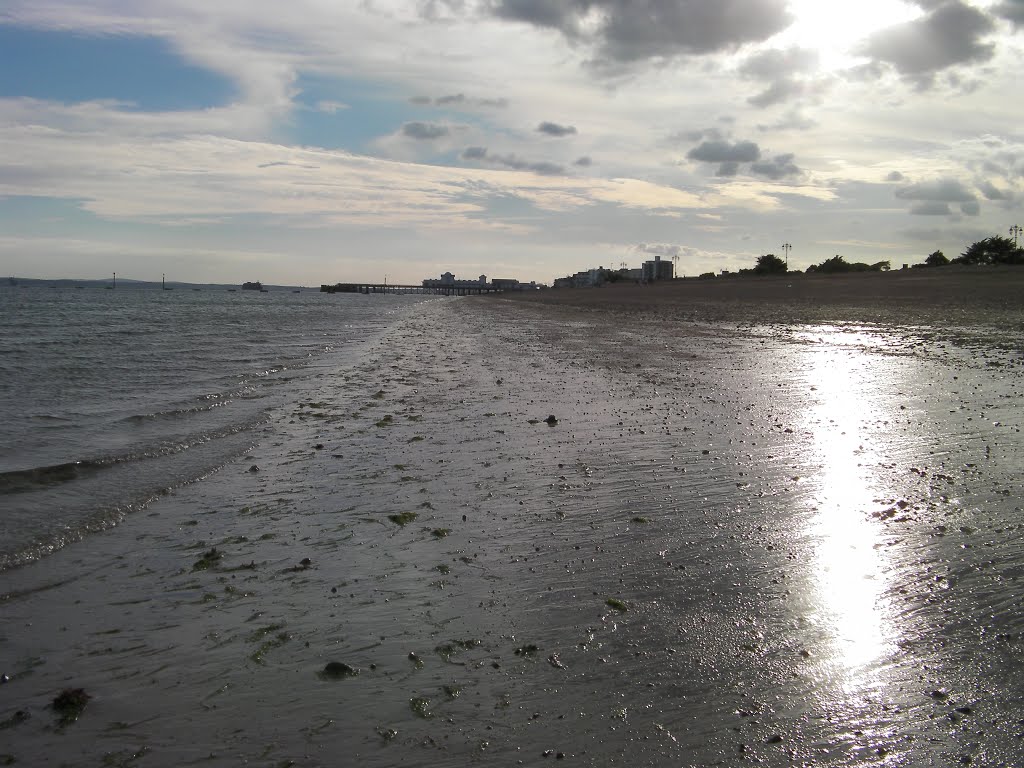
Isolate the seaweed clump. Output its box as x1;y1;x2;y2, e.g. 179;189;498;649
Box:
52;688;90;725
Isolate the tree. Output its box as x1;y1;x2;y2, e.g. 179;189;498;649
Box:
955;236;1024;265
753;253;788;274
924;250;949;267
808;255;851;273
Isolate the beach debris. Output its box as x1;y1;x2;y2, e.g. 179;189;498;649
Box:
631;516;649;524
193;547;223;571
547;653;565;669
377;726;399;741
408;652;424;669
283;557;313;572
409;697;433;718
545;415;558;425
443;684;462;699
248;465;260;472
431;528;451;539
320;661;360;679
52;688;90;725
514;644;540;656
389;511;418;526
606;598;628;612
249;624;291;663
0;709;29;730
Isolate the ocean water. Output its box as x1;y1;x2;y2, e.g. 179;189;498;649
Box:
0;284;432;570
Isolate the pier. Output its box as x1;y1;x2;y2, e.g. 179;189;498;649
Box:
320;282;501;296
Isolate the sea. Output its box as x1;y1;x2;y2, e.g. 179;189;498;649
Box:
0;283;432;571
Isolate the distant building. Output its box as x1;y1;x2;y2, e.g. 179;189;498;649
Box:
422;272;488;289
642;254;674;282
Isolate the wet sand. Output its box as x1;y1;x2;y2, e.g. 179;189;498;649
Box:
2;288;1023;766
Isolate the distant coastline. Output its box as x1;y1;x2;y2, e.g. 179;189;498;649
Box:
3;277;310;292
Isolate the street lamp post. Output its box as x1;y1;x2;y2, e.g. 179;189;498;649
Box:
1010;225;1022;247
781;242;792;269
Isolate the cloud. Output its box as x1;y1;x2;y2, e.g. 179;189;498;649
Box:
573;156;592;166
992;0;1024;27
410;93;509;108
537;121;577;137
487;0;793;63
895;177;977;203
896;176;982;216
858;1;996;85
750;153;801;180
633;242;683;257
886;171;906;182
314;100;349;113
716;161;741;177
738;47;825;108
687;139;761;164
909;201;952;215
461;146;565;175
978;180;1008;200
402;121;451;140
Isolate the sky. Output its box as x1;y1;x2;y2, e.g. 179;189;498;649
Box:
1;0;1023;286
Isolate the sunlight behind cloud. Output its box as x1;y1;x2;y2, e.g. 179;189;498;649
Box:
780;0;923;70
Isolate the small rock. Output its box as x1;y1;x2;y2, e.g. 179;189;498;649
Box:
248;465;260;473
321;661;359;679
544;415;558;425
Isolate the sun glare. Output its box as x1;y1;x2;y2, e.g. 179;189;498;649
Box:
780;0;923;70
796;330;900;689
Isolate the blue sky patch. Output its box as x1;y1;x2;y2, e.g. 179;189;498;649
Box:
0;26;235;110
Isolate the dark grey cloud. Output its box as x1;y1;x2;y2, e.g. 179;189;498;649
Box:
486;0;793;63
574;156;593;166
716;161;741;177
750;153;801;179
993;0;1024;26
978;180;1008;200
960;200;980;216
402;121;450;140
858;1;996;85
537;121;578;137
895;178;977;203
886;171;906;182
687;139;761;164
460;146;565;175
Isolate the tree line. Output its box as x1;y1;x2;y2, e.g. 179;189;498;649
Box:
745;234;1024;276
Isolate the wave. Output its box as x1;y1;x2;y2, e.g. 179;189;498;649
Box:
0;415;269;496
0;460;106;494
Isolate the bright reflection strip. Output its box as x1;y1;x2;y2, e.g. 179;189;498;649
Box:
800;331;898;684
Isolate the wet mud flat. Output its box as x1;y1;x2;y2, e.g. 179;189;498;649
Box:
1;296;1023;766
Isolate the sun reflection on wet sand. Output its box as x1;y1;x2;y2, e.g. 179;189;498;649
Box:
799;330;900;689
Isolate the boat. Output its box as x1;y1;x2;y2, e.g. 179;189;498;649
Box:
242;281;263;291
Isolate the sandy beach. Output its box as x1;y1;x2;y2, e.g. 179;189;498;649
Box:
2;281;1023;767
